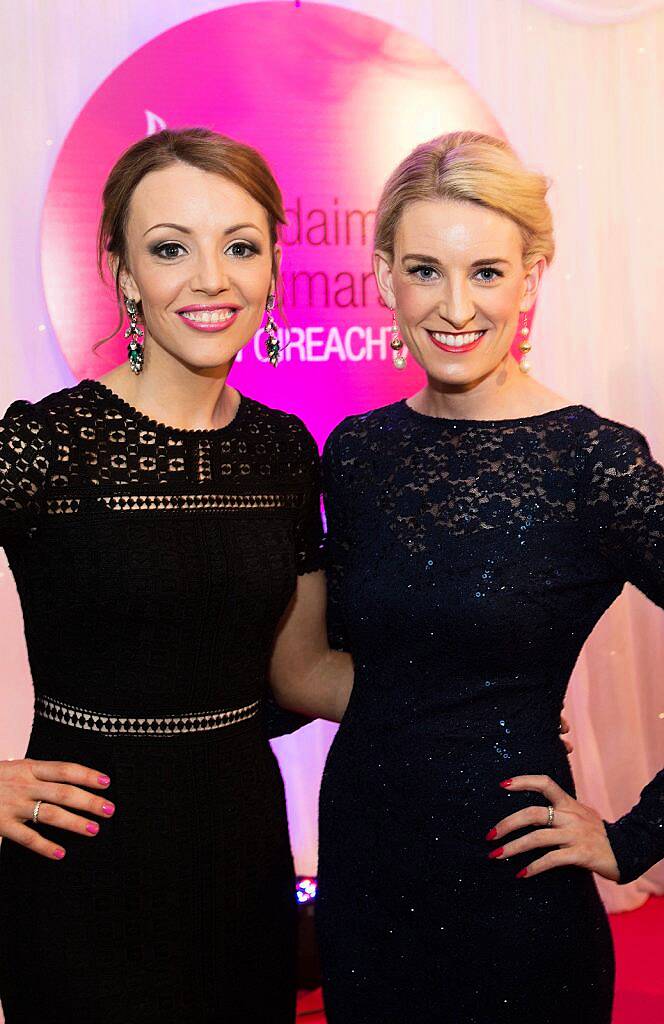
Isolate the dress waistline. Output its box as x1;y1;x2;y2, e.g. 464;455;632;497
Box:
34;694;261;737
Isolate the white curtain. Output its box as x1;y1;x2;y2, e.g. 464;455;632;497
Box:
0;0;662;918
528;0;664;23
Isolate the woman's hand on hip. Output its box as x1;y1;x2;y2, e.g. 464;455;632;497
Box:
0;758;115;860
485;774;620;882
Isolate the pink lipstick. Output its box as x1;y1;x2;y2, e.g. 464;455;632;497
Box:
176;304;240;333
427;329;487;354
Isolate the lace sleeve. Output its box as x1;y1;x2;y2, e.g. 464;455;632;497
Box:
0;400;50;545
580;420;664;604
322;423;352;652
580;419;664;883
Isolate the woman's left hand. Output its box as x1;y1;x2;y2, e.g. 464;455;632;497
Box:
486;775;620;881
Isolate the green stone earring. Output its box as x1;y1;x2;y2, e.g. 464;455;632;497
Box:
264;294;280;367
125;297;144;374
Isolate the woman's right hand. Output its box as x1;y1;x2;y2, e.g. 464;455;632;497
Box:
0;758;115;859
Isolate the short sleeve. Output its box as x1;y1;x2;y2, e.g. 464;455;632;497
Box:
322;423;352;652
0;400;50;545
579;419;664;882
293;422;324;575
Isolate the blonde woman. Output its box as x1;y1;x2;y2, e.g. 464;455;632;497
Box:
311;133;663;1022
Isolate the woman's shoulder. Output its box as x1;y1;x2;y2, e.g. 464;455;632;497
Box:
324;401;403;455
567;406;652;464
240;395;319;461
2;379;101;431
0;383;94;507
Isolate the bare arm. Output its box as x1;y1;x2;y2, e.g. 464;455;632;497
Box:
269;569;353;723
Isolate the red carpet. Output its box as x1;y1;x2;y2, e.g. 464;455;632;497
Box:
611;897;664;1023
297;897;664;1023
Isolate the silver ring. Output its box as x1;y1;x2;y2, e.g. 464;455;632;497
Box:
545;804;555;828
32;800;42;824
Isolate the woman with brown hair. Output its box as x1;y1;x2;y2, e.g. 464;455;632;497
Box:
308;132;664;1022
0;128;350;1023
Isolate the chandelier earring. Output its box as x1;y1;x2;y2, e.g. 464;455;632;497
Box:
390;309;407;371
264;294;280;367
125;297;144;374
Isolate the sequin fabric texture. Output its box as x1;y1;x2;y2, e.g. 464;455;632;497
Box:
0;380;322;1024
317;400;664;1024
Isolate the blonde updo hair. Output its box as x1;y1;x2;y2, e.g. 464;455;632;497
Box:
374;132;554;268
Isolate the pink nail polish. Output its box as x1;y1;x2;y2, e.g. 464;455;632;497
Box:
102;802;115;816
98;775;111;786
485;828;498;840
516;868;528;879
500;779;513;788
488;847;504;859
86;823;99;835
53;848;65;860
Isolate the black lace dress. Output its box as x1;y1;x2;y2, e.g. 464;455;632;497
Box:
317;400;664;1024
0;380;322;1024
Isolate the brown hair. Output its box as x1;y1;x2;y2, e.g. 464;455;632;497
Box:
97;127;287;339
375;131;555;267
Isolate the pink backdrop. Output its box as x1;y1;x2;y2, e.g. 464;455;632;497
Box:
41;2;502;446
11;2;656;920
39;2;504;867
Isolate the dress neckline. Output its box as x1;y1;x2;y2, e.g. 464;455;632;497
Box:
397;398;586;428
86;379;249;437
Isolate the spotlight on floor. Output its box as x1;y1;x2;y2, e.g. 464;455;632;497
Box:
296;875;321;989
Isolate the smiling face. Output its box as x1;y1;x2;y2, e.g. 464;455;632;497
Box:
374;199;544;389
118;162;277;371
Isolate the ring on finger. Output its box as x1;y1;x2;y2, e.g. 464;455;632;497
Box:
32;800;42;825
545;804;555;828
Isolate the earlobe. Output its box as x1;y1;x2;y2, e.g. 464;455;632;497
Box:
120;275;141;305
520;258;545;312
110;257;140;304
373;251;396;310
272;244;283;285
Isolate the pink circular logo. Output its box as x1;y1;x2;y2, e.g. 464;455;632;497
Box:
41;2;502;441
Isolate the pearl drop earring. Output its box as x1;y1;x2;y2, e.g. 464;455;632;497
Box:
390;309;407;371
518;317;532;374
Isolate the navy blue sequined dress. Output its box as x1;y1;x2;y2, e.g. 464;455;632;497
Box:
317;401;664;1024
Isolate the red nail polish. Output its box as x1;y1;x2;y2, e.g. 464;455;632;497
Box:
516;868;528;878
98;775;111;786
102;802;115;816
53;848;65;860
485;828;498;840
86;823;99;835
500;779;513;788
488;847;504;859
